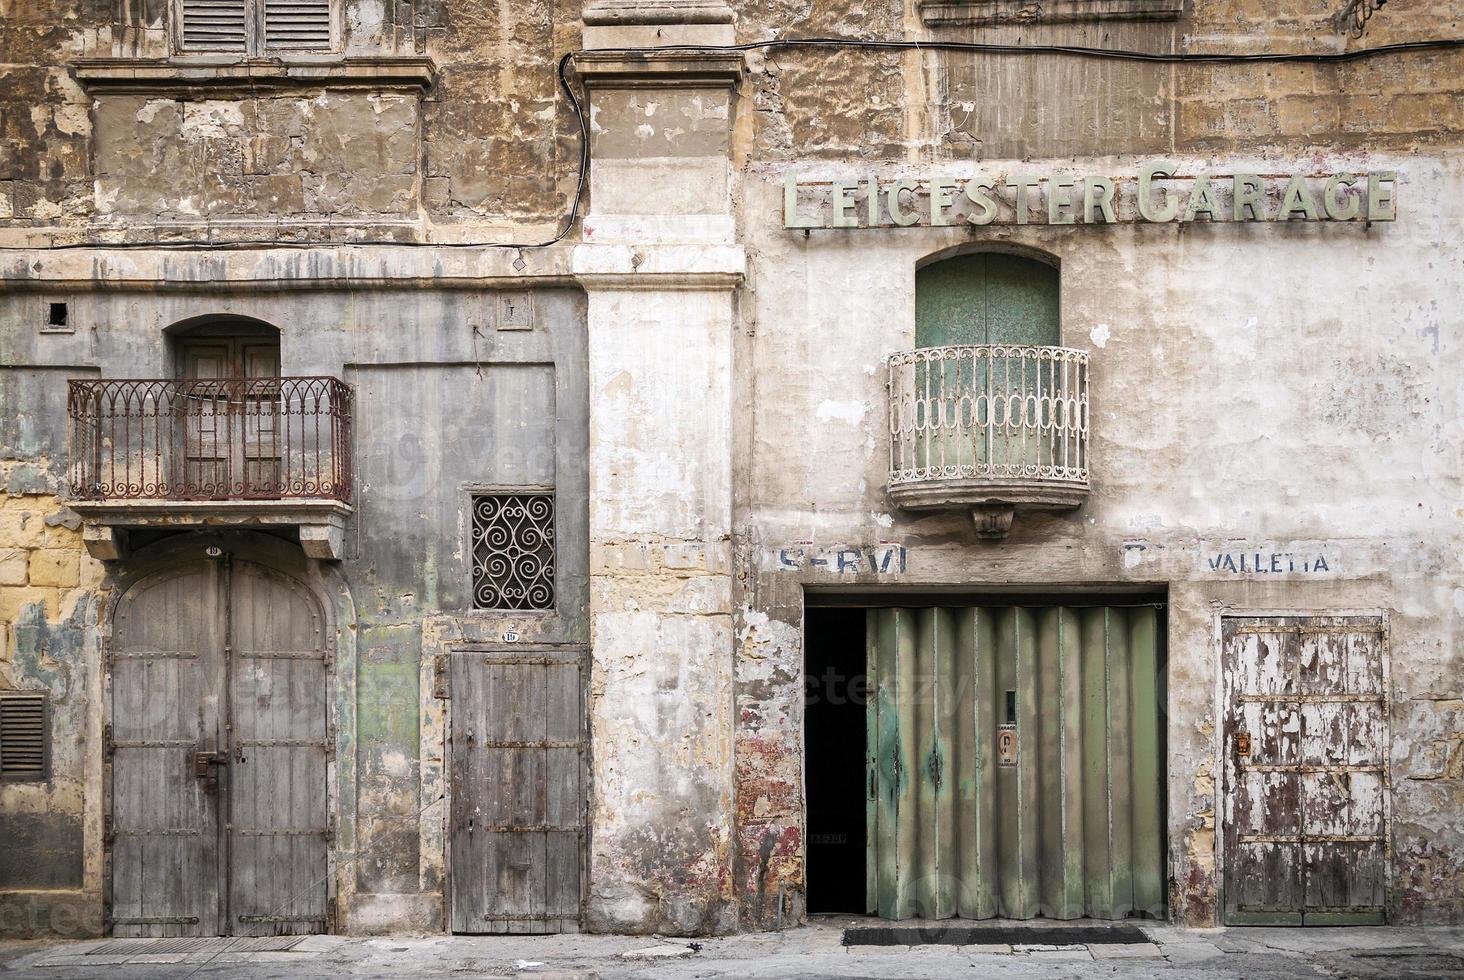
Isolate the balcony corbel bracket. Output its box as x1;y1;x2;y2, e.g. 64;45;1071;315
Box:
972;506;1017;540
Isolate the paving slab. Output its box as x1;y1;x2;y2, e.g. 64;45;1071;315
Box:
1090;943;1164;959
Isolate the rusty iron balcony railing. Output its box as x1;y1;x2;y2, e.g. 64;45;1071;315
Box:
887;344;1090;536
67;377;353;503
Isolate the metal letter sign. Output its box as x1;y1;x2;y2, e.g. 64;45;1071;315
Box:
783;166;1398;229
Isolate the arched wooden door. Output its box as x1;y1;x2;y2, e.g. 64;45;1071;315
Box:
109;552;330;937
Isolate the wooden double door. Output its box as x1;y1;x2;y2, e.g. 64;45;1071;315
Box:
109;552;331;937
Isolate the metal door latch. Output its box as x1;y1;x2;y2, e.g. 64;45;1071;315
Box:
188;750;227;791
1235;732;1252;757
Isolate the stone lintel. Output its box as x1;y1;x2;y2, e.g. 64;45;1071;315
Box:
71;56;437;94
583;0;734;25
573;50;744;88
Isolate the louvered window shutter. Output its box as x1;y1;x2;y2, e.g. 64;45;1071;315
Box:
0;694;47;781
264;0;332;49
179;0;249;51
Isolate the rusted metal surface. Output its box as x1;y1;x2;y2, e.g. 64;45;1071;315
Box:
1221;615;1389;925
67;377;352;503
887;345;1089;495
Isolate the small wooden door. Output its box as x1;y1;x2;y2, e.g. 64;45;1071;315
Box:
1221;616;1388;925
447;650;585;933
110;552;330;937
178;337;282;497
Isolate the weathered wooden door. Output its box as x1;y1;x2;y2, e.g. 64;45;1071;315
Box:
225;560;331;935
111;562;227;937
110;553;329;937
448;650;585;933
178;337;282;496
1221;616;1388;925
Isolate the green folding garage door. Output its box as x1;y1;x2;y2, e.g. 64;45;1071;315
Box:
865;605;1165;921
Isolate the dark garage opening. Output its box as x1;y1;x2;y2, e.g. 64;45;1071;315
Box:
804;607;869;914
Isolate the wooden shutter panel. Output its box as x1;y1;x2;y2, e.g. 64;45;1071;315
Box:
0;694;48;781
180;0;248;51
263;0;332;49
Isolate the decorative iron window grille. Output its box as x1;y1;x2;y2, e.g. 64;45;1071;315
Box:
471;492;555;611
0;693;49;782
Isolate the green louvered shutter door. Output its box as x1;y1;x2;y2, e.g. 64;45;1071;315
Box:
865;605;1165;921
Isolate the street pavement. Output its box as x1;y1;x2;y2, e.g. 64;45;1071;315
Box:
3;916;1463;979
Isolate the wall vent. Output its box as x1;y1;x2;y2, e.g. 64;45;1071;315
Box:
0;693;48;781
263;0;332;49
180;0;249;51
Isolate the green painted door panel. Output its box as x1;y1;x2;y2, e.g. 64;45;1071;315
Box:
865;605;1166;921
915;254;1059;349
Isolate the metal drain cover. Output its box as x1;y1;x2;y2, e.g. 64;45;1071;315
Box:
88;936;306;956
843;925;1151;946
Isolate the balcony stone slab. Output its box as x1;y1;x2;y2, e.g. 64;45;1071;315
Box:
69;499;351;560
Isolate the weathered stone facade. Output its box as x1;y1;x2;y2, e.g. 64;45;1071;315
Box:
1;0;1460;940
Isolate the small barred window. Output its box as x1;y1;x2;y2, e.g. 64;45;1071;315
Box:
471;492;555;611
0;693;48;782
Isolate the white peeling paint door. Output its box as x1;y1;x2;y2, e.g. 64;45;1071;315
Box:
1221;615;1388;925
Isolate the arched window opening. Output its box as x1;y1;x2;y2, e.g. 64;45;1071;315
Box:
165;317;287;497
167;317;281;380
915;252;1059;349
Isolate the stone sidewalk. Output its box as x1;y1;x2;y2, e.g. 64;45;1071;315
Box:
2;918;1463;979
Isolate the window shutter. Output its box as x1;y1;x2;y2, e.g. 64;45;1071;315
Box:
180;0;249;51
264;0;332;49
0;694;47;781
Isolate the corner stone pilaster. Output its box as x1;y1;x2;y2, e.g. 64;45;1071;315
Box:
576;246;744;935
575;42;744;936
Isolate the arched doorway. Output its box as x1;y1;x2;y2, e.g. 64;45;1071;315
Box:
108;539;331;937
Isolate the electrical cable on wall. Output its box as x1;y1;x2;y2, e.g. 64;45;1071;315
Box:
9;35;1464;253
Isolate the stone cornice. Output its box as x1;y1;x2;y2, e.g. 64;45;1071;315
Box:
71;55;437;94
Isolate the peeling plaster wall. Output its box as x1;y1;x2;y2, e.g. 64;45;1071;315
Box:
0;281;589;935
583;283;738;934
731;152;1464;927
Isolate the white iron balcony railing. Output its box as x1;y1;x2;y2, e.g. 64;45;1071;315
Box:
887;344;1090;527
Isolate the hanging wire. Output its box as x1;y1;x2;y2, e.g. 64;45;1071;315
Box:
1335;0;1388;37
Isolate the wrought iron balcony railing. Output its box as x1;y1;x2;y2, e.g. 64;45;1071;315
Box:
67;377;353;503
887;345;1089;531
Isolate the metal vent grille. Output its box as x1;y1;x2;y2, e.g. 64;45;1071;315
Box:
0;694;48;781
471;492;555;611
180;0;248;51
264;0;332;49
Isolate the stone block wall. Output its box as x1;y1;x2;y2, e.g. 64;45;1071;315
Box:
0;484;106;937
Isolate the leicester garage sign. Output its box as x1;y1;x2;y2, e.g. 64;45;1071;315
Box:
783;163;1398;229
